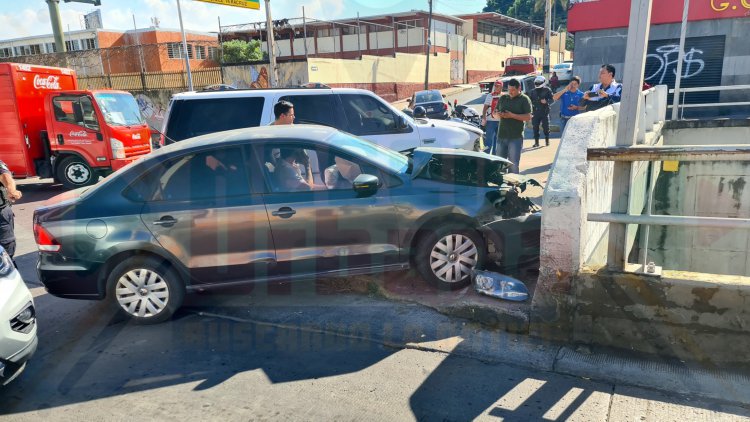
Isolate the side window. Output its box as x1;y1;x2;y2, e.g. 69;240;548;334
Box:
165;97;265;142
338;94;398;136
260;143;383;193
130;146;251;202
53;95;99;130
277;95;336;127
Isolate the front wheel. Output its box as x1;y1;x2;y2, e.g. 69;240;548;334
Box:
414;224;486;290
55;156;96;189
106;256;185;324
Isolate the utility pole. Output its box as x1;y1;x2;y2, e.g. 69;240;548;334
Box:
543;0;551;74
46;0;67;54
424;0;433;90
264;0;279;87
671;0;691;120
176;0;194;91
528;17;532;55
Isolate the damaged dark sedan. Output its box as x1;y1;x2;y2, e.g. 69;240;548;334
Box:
34;125;541;323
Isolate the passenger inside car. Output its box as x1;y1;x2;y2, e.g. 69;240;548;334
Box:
324;156;362;189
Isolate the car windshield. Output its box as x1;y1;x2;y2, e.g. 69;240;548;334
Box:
415;91;442;103
508;58;530;66
330;132;409;174
94;92;145;126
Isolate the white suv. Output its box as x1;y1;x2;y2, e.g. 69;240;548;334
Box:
0;245;37;386
161;88;483;152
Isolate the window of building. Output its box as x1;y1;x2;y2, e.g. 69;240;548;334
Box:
45;43;56;53
66;39;80;51
208;46;219;60
82;38;97;50
195;45;206;59
168;42;191;59
0;47;12;58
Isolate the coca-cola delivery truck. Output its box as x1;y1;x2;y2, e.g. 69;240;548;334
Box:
0;63;151;189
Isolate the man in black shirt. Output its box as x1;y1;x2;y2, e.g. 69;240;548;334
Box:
529;76;555;147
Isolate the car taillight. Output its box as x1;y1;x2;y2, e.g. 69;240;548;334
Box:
443;103;448;111
34;223;61;252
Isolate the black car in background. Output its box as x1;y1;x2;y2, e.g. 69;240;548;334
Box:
411;90;449;119
34;126;540;324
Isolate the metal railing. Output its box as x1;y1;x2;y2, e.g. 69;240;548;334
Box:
668;84;750;119
587;145;750;275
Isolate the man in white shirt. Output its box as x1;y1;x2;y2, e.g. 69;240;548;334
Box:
481;79;503;155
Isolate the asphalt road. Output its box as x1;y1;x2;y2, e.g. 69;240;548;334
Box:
2;180;750;420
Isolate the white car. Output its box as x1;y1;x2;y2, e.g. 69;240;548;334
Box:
0;245;37;385
161;87;483;152
552;63;574;82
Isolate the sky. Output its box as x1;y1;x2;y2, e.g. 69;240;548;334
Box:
0;0;487;40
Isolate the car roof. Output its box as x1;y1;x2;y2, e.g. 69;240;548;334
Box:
171;87;377;100
153;125;340;157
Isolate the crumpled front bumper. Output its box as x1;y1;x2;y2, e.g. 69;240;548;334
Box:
479;212;542;269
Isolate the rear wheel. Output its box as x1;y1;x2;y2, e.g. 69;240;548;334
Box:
414;224;486;290
56;156;95;189
106;256;185;324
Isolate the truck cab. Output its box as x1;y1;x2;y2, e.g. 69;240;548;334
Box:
0;63;151;190
44;90;151;188
503;55;539;76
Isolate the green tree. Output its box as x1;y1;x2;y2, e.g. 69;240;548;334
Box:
221;39;263;64
482;0;516;13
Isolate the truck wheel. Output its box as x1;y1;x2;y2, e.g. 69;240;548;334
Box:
414;223;486;290
56;156;95;189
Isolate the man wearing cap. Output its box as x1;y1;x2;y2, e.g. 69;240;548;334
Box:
529;75;555;147
481;79;503;155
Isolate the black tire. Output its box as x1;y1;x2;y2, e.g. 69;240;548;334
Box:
56;156;95;189
414;223;486;290
106;256;185;324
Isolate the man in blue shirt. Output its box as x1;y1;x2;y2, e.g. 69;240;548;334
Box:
552;76;584;134
580;64;622;112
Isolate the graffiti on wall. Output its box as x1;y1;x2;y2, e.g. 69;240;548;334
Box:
135;93;167;130
644;35;725;104
223;62;308;88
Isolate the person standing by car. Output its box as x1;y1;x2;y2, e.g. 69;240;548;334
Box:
550;72;560;93
553;76;584;134
580;64;622;112
0;159;22;259
529;76;555;147
270;100;295;125
481;80;503;155
493;78;532;174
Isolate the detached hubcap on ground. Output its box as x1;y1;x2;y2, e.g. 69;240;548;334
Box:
116;269;169;318
66;163;90;184
430;234;478;284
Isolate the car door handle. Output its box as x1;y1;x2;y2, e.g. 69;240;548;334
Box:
153;216;178;227
271;207;296;218
423;138;436;144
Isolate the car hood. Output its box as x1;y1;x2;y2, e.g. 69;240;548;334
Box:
415;117;484;136
409;147;512;181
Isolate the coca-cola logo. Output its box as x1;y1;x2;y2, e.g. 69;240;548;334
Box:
69;130;87;137
33;75;61;90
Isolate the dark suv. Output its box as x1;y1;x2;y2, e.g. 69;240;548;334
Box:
34;126;540;323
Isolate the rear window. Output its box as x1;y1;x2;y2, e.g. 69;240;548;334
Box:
165;97;265;142
508;58;531;66
415;91;442;103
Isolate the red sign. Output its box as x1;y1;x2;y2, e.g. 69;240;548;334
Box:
568;0;750;32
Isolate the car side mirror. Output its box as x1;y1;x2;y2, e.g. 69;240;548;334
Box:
397;115;409;129
353;174;380;196
501;61;505;68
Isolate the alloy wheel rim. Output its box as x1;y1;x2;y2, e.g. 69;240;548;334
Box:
429;234;478;284
115;269;169;318
66;163;90;184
